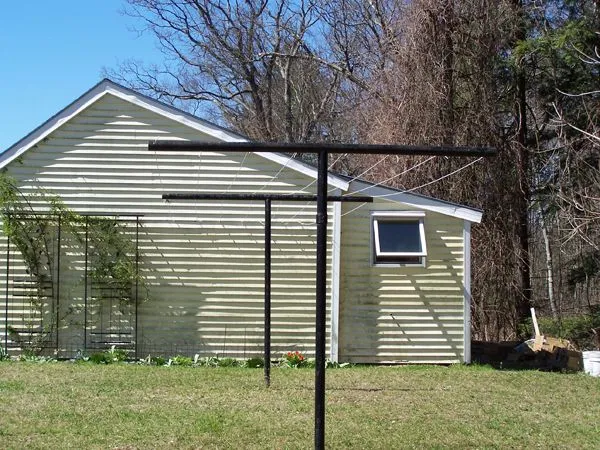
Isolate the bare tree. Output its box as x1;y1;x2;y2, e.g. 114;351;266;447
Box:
553;42;600;241
109;0;600;340
109;0;348;142
338;0;528;338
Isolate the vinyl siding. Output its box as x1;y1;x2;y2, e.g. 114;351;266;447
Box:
338;199;465;364
0;93;332;359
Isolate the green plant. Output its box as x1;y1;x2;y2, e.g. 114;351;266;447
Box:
0;175;59;355
0;174;148;355
0;346;10;361
84;215;146;307
170;355;193;367
282;351;306;368
89;346;128;364
151;356;167;366
0;172;148;354
74;349;87;362
139;354;167;366
89;352;109;364
107;346;128;362
196;355;220;367
244;357;264;368
217;357;239;367
325;359;352;369
17;354;56;363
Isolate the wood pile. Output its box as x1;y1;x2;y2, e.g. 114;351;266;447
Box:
472;309;583;371
503;336;582;371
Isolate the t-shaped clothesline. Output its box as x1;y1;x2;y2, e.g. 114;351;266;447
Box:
149;141;496;450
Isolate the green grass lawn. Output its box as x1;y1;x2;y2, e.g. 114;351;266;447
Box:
0;362;599;449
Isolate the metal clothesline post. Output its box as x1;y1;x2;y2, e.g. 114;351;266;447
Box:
83;217;88;353
264;199;271;387
149;140;496;450
160;192;372;389
56;215;62;355
4;235;10;354
314;149;328;450
135;215;140;360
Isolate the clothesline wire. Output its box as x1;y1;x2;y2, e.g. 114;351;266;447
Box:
281;155;437;225
340;157;484;217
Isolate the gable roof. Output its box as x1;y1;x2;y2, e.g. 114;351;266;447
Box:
341;176;483;223
1;78;483;222
0;78;349;190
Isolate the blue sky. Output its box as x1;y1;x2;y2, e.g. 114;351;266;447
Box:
0;1;159;151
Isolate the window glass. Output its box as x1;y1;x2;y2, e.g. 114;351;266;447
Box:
371;213;427;265
376;221;422;254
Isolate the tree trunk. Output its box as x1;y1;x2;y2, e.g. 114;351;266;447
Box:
441;0;455;146
540;215;558;319
513;0;532;333
282;57;294;143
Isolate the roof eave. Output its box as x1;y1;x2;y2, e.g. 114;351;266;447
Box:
0;79;113;169
347;179;483;223
0;79;349;190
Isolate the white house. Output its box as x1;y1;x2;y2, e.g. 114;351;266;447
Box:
0;79;481;364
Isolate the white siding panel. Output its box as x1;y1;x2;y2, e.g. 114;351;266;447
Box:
338;200;465;364
0;93;333;359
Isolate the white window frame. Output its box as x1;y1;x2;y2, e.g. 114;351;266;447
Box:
371;211;427;266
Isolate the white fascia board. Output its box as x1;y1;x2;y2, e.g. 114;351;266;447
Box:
104;84;248;144
463;221;472;364
1;78;348;190
112;86;349;188
348;180;483;223
0;82;112;169
329;190;342;362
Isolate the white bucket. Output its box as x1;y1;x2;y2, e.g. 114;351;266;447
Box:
582;351;600;377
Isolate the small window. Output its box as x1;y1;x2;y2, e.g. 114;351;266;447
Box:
372;212;427;265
